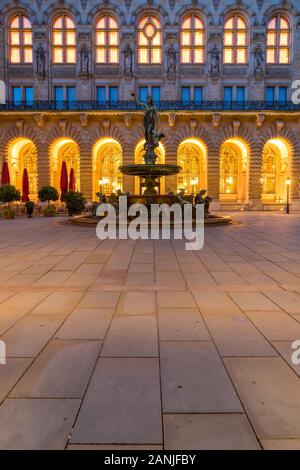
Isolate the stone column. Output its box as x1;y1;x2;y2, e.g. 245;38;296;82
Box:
80;137;93;201
291;147;300;211
119;32;135;100
36;142;50;189
33;30;49;100
248;142;262;210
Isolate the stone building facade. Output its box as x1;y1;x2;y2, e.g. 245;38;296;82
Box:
0;0;300;210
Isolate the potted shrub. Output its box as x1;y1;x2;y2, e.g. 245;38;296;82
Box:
38;186;59;207
64;191;85;216
0;184;21;220
25;201;35;218
2;207;15;219
42;205;57;217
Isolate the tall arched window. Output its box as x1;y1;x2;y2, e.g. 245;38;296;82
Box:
267;15;290;64
52;15;76;64
138;15;162;64
180;15;205;64
9;15;32;63
224;15;247;64
95;15;119;64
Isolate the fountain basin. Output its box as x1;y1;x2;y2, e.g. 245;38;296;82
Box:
119;163;182;178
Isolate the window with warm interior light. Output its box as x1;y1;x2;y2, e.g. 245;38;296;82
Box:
95;15;119;64
266;15;290;64
52;15;76;64
223;15;247;64
138;15;162;64
180;15;205;64
9;15;32;64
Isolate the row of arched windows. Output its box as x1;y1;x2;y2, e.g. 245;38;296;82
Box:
8;13;291;65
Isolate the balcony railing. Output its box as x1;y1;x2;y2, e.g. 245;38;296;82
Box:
1;100;300;112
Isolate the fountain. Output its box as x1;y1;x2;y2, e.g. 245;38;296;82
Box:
70;95;232;226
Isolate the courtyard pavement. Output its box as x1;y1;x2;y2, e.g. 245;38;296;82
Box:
0;213;300;450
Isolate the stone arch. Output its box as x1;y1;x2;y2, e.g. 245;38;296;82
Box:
6;137;38;200
87;122;129;157
42;4;82;25
92;137;123;197
219;137;250;203
171;123;214;156
49;137;81;196
175;5;213;27
261;138;292;204
262;4;300;27
216;123;256;151
131;5;169;27
257;125;299;203
1;124;41;163
87;4;125;26
219;4;257;27
177;138;208;195
1;4;37;26
45;121;84;150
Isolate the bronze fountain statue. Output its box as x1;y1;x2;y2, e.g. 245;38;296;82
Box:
119;94;181;196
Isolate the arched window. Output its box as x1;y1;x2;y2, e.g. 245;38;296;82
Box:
224;15;247;64
95;15;119;64
180;15;205;64
267;15;290;64
52;15;76;64
138;15;162;64
9;15;32;63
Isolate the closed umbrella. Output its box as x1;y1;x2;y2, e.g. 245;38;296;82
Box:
69;168;75;191
1;161;10;185
60;161;68;201
22;168;30;202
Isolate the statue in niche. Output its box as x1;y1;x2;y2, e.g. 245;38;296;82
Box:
80;45;89;78
36;45;46;79
123;44;133;79
167;45;177;79
210;45;220;80
254;46;264;79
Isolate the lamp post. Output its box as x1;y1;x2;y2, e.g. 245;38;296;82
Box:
286;177;291;214
190;177;198;195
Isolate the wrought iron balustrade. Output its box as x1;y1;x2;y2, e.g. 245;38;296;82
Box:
0;100;300;111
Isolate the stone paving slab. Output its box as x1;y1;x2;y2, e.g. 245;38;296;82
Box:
10;340;101;398
101;315;158;357
117;291;156;315
260;439;300;450
70;358;162;444
55;308;113;340
163;414;260;450
245;311;300;341
203;314;277;357
160;341;242;413
224;357;300;439
0;398;80;450
1;314;66;357
31;292;84;315
0;358;32;402
158;308;210;341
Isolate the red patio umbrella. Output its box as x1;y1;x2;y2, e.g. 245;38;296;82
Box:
69;168;75;192
21;168;30;202
60;161;68;201
1;161;10;185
